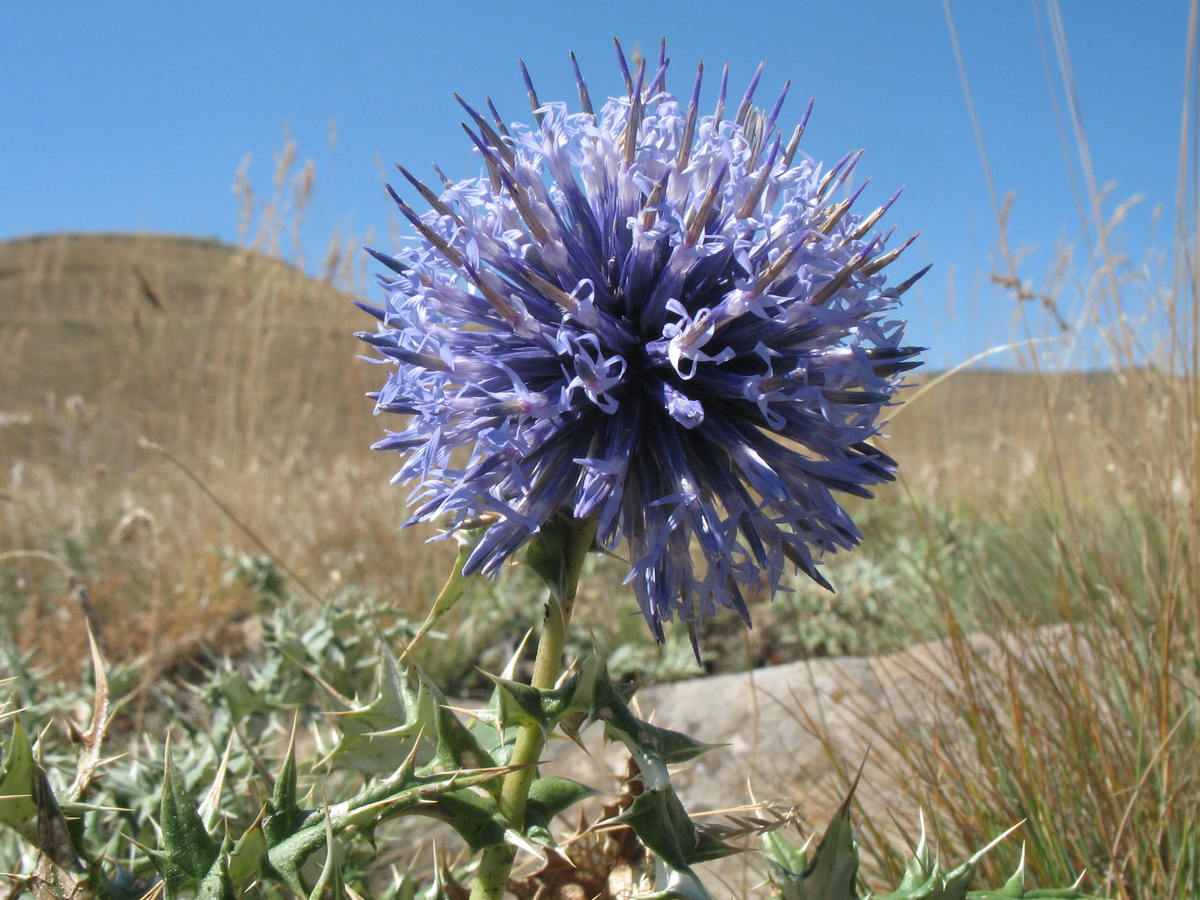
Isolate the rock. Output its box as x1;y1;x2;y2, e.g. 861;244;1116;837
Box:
372;625;1094;895
541;624;1094;890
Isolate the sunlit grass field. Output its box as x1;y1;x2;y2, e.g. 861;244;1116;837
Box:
1;232;1165;676
4;47;1200;890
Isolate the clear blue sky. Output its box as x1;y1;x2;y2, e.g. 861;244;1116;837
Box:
2;2;1190;368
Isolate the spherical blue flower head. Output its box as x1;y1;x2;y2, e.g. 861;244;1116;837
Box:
358;45;925;646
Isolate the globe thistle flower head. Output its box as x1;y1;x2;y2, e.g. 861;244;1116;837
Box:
358;42;925;648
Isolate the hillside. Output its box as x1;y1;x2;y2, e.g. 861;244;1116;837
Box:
0;232;357;318
0;234;422;676
0;231;1157;525
0;231;1142;446
0;233;376;463
0;231;1164;678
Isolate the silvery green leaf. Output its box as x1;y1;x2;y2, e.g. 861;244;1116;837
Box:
523;776;597;848
267;766;503;890
639;864;715;900
570;652;671;790
989;846;1026;897
616;784;734;872
264;726;310;846
195;859;235;900
762;826;812;883
483;671;580;739
327;645;432;773
305;811;343;900
197;736;234;832
784;792;859;900
427;788;506;852
153;744;219;895
634;719;724;766
1021;879;1102;899
0;718;38;842
421;674;497;777
228;808;269;891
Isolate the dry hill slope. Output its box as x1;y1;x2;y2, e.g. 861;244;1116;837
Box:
0;231;1159;674
1;232;375;464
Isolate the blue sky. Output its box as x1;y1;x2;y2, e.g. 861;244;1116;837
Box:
2;2;1191;368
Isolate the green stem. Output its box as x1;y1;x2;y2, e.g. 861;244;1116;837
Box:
469;515;597;900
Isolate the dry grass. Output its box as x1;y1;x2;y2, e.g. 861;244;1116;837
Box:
0;232;457;677
0;229;1159;682
2;10;1199;892
791;3;1200;896
0;232;1178;677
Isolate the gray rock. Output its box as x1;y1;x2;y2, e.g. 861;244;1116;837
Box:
544;625;1093;867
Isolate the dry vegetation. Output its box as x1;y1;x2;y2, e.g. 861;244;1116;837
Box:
0;232;457;678
0;231;1162;678
4;10;1200;891
1;196;1196;896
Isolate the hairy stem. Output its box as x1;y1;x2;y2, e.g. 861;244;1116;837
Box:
469;515;597;900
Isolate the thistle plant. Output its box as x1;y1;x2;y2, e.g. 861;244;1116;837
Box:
0;40;1108;900
357;45;924;649
355;40;928;899
347;41;1093;900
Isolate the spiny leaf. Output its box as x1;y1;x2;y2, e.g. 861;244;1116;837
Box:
877;821;1029;900
327;643;433;773
31;851;87;900
567;650;719;781
527;776;596;821
266;766;504;889
421;844;468;900
228;807;269;892
939;863;978;900
786;788;859;900
33;763;82;871
400;530;479;662
305;811;343;900
264;723;310;846
762;825;812;883
0;717;38;843
877;815;933;898
523;776;597;848
66;622;112;803
483;671;580;738
989;845;1026;897
1020;884;1102;899
429;789;506;852
153;741;220;894
198;735;235;832
422;674;497;777
215;669;276;724
195;857;235;900
570;653;671;790
472;633;534;763
874;816;936;900
634;719;724;766
639;864;716;900
616;785;734;872
85;849;142;900
866;822;1105;899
